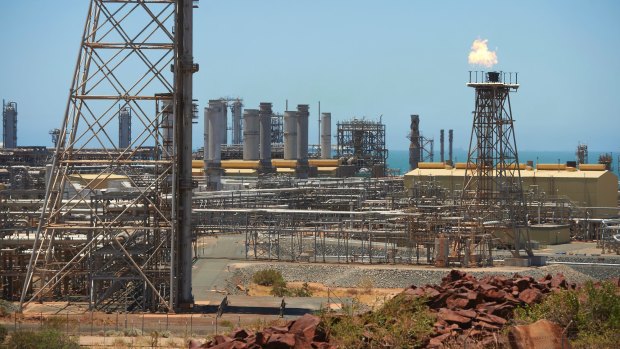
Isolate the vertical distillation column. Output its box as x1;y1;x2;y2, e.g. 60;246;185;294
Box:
283;111;297;160
174;0;198;309
440;129;445;163
118;107;132;149
296;104;310;178
243;109;259;160
259;103;273;172
448;129;453;164
2;100;17;149
231;100;243;144
409;115;420;170
321;112;331;159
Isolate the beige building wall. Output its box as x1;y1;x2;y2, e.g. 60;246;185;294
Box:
404;166;618;218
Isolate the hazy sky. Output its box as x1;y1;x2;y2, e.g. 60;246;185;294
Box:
0;0;618;151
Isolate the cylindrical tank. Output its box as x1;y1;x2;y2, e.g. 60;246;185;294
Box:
296;104;309;162
283;111;297;160
320;112;331;159
119;107;131;149
2;101;18;149
259;102;272;163
243;109;259;160
161;100;174;158
231;100;243;144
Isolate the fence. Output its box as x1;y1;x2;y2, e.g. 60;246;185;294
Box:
0;311;287;348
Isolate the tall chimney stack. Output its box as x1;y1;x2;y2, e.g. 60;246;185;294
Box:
440;129;445;163
296;104;310;178
320;112;331;159
259;103;274;172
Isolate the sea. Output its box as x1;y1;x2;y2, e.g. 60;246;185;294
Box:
387;149;620;178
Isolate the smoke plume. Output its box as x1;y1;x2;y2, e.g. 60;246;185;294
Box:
468;39;498;68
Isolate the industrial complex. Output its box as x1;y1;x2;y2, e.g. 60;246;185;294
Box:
0;3;619;347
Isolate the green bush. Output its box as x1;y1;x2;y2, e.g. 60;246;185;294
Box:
515;280;620;347
252;269;285;287
291;282;313;297
7;328;80;349
320;294;435;348
270;280;291;297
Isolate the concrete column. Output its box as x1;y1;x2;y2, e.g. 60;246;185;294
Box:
283;111;297;160
296;104;309;178
320;112;331;159
259;103;273;172
243;109;259;160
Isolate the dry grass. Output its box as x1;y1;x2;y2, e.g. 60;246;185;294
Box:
247;281;401;306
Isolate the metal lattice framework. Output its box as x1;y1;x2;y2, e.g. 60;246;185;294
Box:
20;0;196;312
336;118;387;175
462;71;531;256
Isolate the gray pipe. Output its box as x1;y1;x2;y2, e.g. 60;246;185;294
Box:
243;109;259;160
284;111;297;160
321;112;331;159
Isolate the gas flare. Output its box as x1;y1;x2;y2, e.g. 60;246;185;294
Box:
468;39;498;68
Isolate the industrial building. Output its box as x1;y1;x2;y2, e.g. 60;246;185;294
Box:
404;163;618;218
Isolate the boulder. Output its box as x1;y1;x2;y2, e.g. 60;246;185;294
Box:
509;319;570;349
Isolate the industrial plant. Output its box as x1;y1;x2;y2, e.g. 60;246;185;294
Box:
0;2;619;348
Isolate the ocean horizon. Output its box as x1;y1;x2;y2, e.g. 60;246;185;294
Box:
387;149;620;177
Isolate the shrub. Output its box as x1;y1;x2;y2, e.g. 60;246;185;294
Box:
252;269;285;287
270;281;291;297
7;329;80;349
321;294;435;348
515;280;620;347
0;324;7;342
291;282;313;297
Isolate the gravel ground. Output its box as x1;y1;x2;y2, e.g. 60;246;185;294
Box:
226;262;618;294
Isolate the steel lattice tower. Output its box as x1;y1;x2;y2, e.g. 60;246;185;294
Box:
462;71;531;256
20;0;197;312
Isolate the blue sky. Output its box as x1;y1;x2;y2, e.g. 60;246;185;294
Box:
0;0;619;152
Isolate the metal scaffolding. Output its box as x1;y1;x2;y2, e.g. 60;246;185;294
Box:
18;0;197;312
336;118;387;176
462;71;531;257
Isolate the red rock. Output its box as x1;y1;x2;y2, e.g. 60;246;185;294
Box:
265;333;296;349
518;288;543;305
466;290;479;301
550;274;567;289
509;319;570;349
483;288;506;301
476;312;507;326
446;295;470;309
438;308;472;325
428;333;451;347
454;309;477;318
213;335;233;345
231;328;253;340
289;314;321;341
472;321;500;331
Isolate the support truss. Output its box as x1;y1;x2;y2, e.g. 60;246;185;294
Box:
20;0;190;312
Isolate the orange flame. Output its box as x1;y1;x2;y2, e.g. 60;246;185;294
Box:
468;39;498;68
